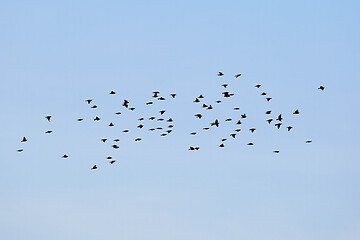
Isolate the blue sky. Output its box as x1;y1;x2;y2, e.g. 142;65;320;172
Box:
1;0;359;239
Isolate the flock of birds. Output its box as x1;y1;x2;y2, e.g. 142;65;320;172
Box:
16;72;325;170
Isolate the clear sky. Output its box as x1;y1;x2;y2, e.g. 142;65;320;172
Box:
1;0;359;239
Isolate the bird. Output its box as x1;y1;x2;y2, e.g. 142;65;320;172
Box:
62;154;68;158
276;114;283;121
135;138;142;141
225;118;232;121
123;100;129;108
267;119;273;124
101;138;107;142
77;118;83;121
149;116;155;120
275;123;282;129
222;92;231;97
265;110;272;114
216;100;222;103
115;112;121;115
235;74;241;78
266;98;272;101
122;130;129;133
17;149;23;152
168;125;174;128
235;129;241;132
85;99;92;104
166;130;172;133
249;128;256;133
221;138;227;142
198;94;204;98
194;98;200;102
112;145;119;149
202;104;208;108
218;72;224;76
138;117;144;121
241;114;247;118
149;128;155;131
146;101;153;105
236;120;242;125
113;139;120;142
170;93;176;98
261;92;267;96
106;156;112;159
94;116;100;121
273;150;280;153
45;130;52;134
207;105;213;110
287;126;293;131
129;107;135;111
21;137;27;142
109;90;116;94
110;160;116;164
188;146;195;150
45;116;51;122
318;86;325;91
167;118;173;122
157;127;163;130
219;143;225;147
157;118;164;121
222;84;228;88
211;119;219;127
153;91;159;97
234;107;240;110
306;140;312;144
255;84;261;88
91;165;97;169
160;133;167;137
158;97;165;100
91;105;97;109
194;147;200;150
230;133;236;138
109;122;114;127
190;132;197;135
137;124;144;128
293;109;300;114
203;127;210;130
159;110;166;115
247;142;254;146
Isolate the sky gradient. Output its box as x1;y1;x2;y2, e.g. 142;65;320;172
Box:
1;1;359;239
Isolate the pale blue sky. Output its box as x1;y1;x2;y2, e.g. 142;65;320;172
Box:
1;1;359;239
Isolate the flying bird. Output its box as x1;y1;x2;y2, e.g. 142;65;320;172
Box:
211;119;219;127
276;114;283;121
91;165;97;170
21;137;27;142
153;91;159;97
62;154;68;158
249;128;256;133
135;138;142;141
273;150;280;154
94;116;100;121
110;160;116;164
91;105;97;109
146;101;153;105
255;84;261;88
109;90;116;94
318;86;325;91
194;98;200;103
17;149;23;152
247;142;254;146
123;100;129;108
267;119;273;124
77;118;83;121
266;98;272;101
45;130;52;134
306;140;312;144
218;72;224;76
219;143;225;147
109;122;114;127
159;110;166;115
287;126;293;131
261;92;267;96
101;138;107;142
170;93;176;98
85;99;92;104
222;84;228;88
235;74;241;78
265;110;272;114
112;145;119;149
230;133;236;138
198;94;204;98
45;116;51;122
158;97;165;100
293;109;300;114
275;123;282;129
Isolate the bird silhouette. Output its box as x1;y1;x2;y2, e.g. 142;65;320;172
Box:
218;72;224;76
101;138;107;142
45;130;52;134
293;109;300;114
94;116;100;121
109;91;116;94
91;165;97;169
306;140;312;144
45;116;52;122
170;93;176;98
275;123;282;129
211;119;219;127
21;137;27;142
267;119;273;124
85;99;92;104
249;128;256;133
255;85;261;88
276;114;283;121
159;110;166;115
318;86;325;91
235;74;241;78
266;98;272;101
222;84;228;88
273;150;280;153
287;126;293;131
265;110;272;114
62;154;68;158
